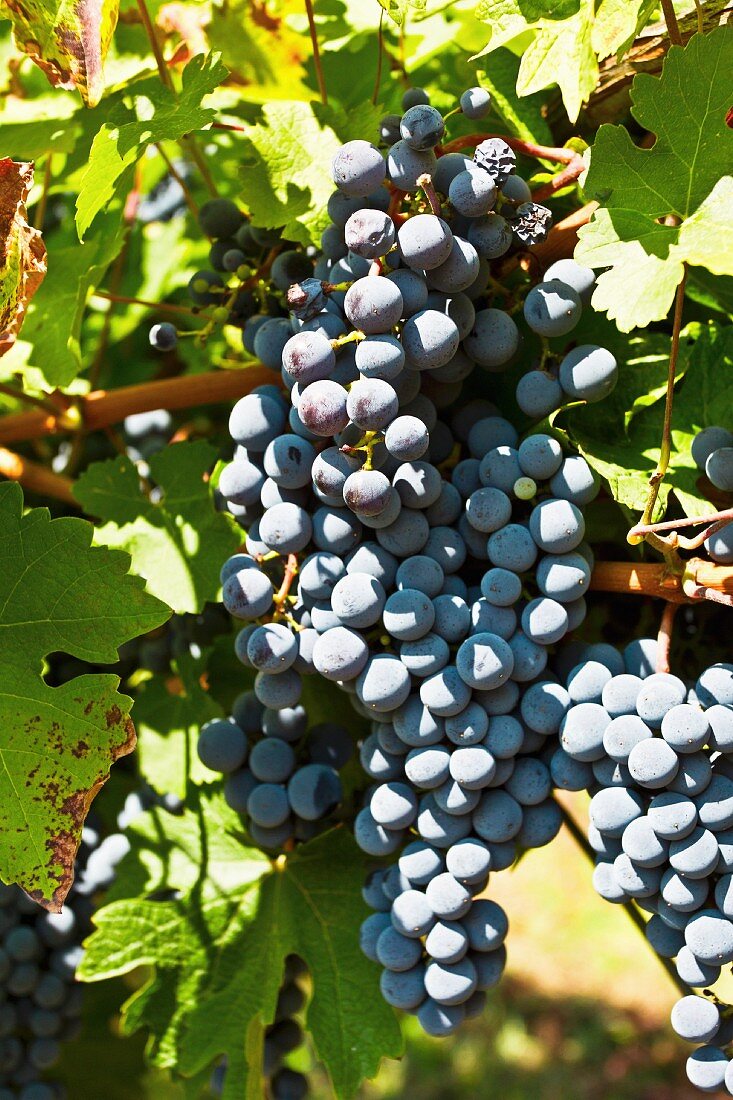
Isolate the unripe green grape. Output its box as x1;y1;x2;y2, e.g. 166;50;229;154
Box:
514;476;537;500
213;306;229;322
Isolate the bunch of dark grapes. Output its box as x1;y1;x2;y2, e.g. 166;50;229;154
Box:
196;687;351;849
0;821;131;1100
205;81;625;1036
551;639;733;1094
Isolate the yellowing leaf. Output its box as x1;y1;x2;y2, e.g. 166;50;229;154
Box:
0;160;46;359
677;176;733;277
0;0;120;106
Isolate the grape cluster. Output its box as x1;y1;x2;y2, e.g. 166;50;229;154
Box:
691;425;733;564
0;823;126;1100
553;642;733;1094
196;683;350;849
210;82;623;1034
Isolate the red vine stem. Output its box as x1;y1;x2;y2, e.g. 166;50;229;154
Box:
304;0;328;106
656;602;678;672
274;554;299;609
440;132;578;164
589;559;733;603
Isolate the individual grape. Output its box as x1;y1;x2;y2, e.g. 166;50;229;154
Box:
380;964;427;1010
399;841;445;886
298;380;350;436
219;460;266;507
460;87;491;119
428;236;480;294
523;280;582;337
516;370;563;418
676;945;720;988
355;334;405;380
627;737;679;789
271;250;312;290
501;175;532;205
222;569;274;620
401;309;460;370
424;957;477;1005
347;378;399;430
229;393;286;450
332;141;386;196
513;202;552;245
603;714;651;762
282;331;336;385
425;920;469;964
433;152;474;194
686;1046;728;1092
344;276;403;333
696;664;733;708
487;524;538;572
148;321;177;351
247;624;298;673
544;258;596;306
463;308;519;370
467;415;518;457
254;317;292;370
661;704;710;753
398;214;454;270
466;213;513;259
259;502;313;554
521;597;568;645
473;138;516;187
356;654;411;712
264;435;316;490
529;498;585;554
692;425;733;469
536;553;591;602
455;632;513;690
416;794;472;848
448;169;497;218
400;104;445;150
559;344;618;402
287;764;342;820
472;790;523;843
400;633;450;678
188;269;224;305
198;198;244;238
379;113;402;145
247;784;291;828
480;567;522;606
670;826;719;879
342;469;392;517
390;889;435;938
254;668;302;710
249;739;296;784
706;447;733;491
684;908;733;963
376;925;423;971
376;508;430;556
387;141;437;192
402;87;430;109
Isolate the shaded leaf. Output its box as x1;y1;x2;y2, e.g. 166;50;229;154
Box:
0;160;46;358
0;0;120;106
82;810;402;1099
0;483;169;910
74;441;241;614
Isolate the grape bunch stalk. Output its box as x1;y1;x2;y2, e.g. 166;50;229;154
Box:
204;80;626;1037
553;637;733;1095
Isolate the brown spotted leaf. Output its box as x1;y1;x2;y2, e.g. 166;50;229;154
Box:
0;0;119;107
0;482;170;911
0;160;46;358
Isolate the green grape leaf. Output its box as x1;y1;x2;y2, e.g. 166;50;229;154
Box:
677;177;733;277
576;27;733;330
239;100;383;247
0;482;169;910
17;202;127;387
377;0;426;27
475;50;554;146
0;0;119;106
76;53;228;239
81;807;403;1099
0;160;46;358
135;652;222;800
590;0;656;61
515;1;597;124
74;441;241;615
473;0;598;122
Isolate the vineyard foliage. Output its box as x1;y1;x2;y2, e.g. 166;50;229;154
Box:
0;0;731;1097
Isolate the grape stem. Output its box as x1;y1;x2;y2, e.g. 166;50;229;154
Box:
273;554;299;611
635;265;688;531
0;446;78;504
656;601;677;672
629;507;733;551
154;142;200;219
660;0;684;45
590;558;733;605
91;291;199;317
556;798;689;998
417;173;442;217
304;0;328;105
